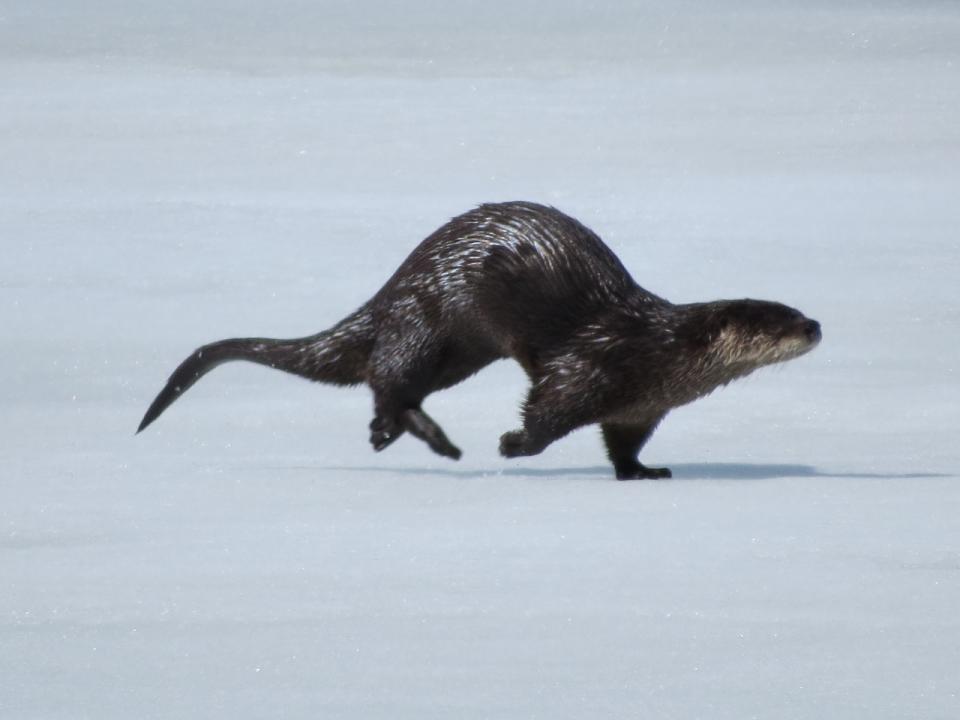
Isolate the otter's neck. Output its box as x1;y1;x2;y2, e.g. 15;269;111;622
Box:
660;301;759;403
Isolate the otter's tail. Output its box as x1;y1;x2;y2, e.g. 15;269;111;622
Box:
136;307;375;433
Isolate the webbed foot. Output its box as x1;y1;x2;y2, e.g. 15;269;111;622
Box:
369;416;403;452
401;408;462;460
615;464;672;480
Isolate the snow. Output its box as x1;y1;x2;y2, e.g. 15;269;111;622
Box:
2;1;959;718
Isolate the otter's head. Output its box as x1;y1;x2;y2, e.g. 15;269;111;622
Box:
702;299;821;371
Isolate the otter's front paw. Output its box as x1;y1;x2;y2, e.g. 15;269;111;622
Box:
499;430;533;457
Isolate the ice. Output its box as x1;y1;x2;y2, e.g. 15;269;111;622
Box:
2;2;959;718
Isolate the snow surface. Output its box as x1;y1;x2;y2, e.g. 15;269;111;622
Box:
2;2;959;718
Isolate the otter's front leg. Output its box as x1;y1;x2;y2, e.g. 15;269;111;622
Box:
499;428;552;457
498;377;593;459
601;420;671;480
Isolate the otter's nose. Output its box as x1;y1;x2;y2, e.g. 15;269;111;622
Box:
804;319;822;343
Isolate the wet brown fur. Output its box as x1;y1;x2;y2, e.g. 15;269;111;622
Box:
138;202;821;479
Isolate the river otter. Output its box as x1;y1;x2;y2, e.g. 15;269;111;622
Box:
138;201;821;479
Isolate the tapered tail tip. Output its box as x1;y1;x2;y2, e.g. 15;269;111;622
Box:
136;414;152;435
136;394;168;435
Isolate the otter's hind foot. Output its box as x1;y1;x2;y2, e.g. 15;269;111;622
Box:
615;464;672;480
401;408;462;460
369;416;403;452
369;410;462;460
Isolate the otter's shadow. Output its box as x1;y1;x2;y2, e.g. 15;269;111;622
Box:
316;463;948;481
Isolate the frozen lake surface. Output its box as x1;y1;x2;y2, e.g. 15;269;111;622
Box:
2;2;959;718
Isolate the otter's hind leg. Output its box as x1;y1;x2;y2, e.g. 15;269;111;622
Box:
369;383;461;458
601;420;671;480
368;336;497;459
369;407;461;459
400;408;461;459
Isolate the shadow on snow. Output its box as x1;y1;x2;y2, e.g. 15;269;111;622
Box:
308;463;950;481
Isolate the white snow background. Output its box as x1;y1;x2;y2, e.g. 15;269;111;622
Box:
2;1;959;718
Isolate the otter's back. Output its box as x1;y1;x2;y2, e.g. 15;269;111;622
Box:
376;203;647;338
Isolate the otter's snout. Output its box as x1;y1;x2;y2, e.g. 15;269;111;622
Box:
803;319;822;344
